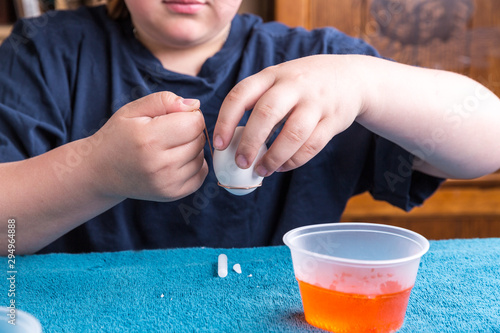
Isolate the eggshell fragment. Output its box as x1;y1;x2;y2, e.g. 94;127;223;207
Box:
213;126;267;195
233;263;242;274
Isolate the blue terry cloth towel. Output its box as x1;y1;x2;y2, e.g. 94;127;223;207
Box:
0;238;499;332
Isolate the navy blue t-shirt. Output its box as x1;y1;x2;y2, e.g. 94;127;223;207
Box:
0;6;442;253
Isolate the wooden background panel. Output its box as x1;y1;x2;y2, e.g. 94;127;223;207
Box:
274;0;500;239
468;0;500;97
341;173;500;239
275;0;311;29
342;214;500;240
0;25;12;44
343;0;500;239
239;0;274;22
311;0;362;37
275;0;500;96
361;0;473;77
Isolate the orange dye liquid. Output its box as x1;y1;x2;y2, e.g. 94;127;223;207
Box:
297;280;412;333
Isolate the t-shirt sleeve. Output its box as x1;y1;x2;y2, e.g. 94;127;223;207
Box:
0;18;70;162
370;135;445;211
320;28;445;211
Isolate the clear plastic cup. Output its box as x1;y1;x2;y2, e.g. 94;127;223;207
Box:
283;222;429;333
0;307;42;333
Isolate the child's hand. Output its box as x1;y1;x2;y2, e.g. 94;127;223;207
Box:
213;55;367;177
90;92;208;202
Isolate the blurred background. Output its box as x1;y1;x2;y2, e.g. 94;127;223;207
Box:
1;0;499;240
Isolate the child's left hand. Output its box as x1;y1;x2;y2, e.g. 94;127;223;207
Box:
213;54;367;177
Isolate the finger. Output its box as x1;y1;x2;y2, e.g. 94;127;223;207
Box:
253;103;321;176
213;68;276;150
266;115;289;144
171;148;207;183
176;159;209;199
158;131;206;171
177;132;207;169
155;156;208;202
149;110;206;149
234;84;299;169
153;143;207;197
123;91;200;119
276;118;334;172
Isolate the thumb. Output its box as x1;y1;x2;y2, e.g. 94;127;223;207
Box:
122;92;200;118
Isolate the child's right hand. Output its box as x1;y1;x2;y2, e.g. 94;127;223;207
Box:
89;92;208;202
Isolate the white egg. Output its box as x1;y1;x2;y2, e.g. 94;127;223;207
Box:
213;126;267;196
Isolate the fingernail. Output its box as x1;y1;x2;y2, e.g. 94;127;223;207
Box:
182;98;199;106
255;165;269;177
214;135;223;150
236;154;248;168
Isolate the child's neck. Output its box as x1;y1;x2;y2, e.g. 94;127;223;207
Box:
137;27;230;77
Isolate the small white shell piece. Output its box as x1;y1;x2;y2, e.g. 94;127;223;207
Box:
213;126;267;196
233;263;242;274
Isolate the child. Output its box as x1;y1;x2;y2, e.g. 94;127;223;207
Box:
0;0;499;254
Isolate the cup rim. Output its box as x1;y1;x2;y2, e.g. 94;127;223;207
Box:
283;222;430;266
0;306;42;332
